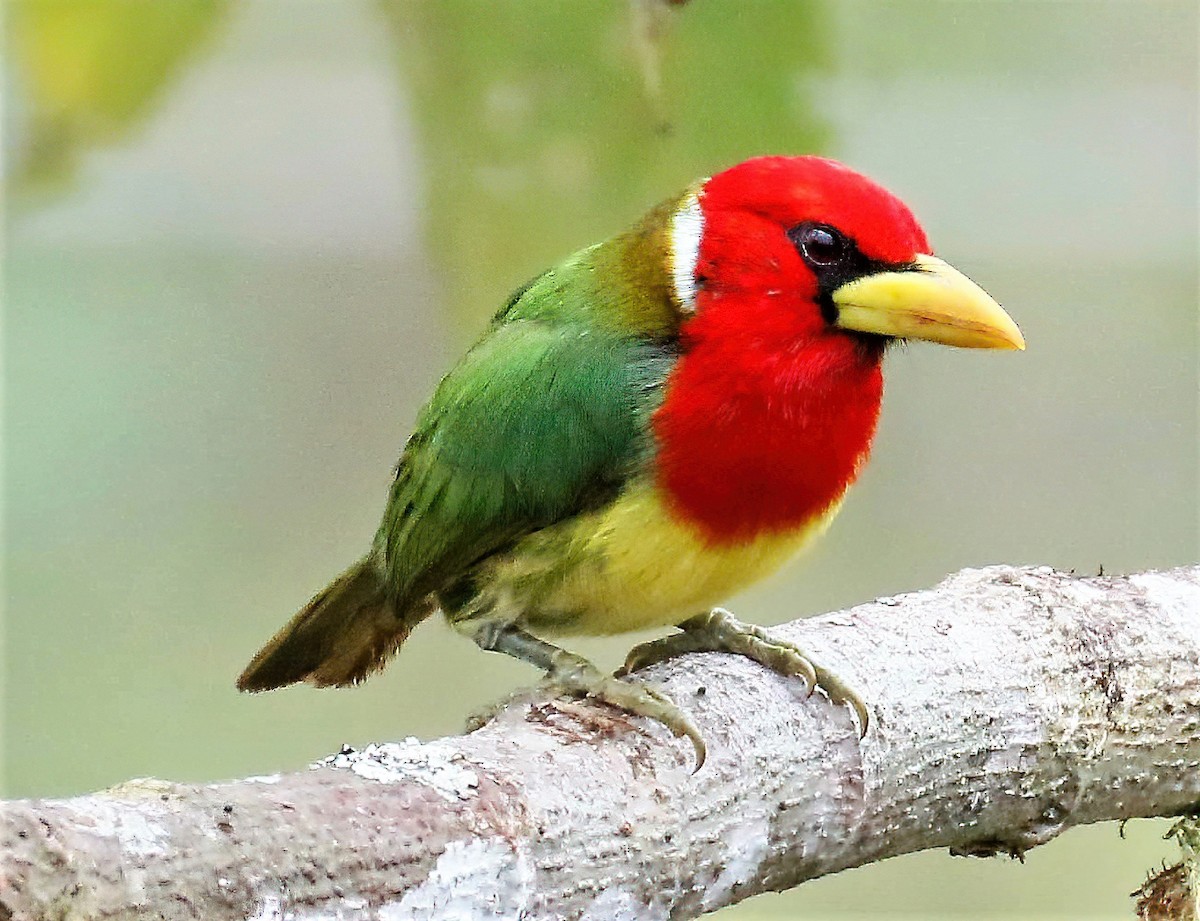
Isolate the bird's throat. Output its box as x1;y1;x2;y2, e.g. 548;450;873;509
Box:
653;330;884;544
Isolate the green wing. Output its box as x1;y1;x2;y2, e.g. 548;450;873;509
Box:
377;318;674;608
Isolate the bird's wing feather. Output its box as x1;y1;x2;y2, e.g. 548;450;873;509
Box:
378;318;674;607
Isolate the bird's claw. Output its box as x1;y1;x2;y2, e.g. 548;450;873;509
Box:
544;659;706;771
616;630;708;677
806;658;870;737
621;607;869;737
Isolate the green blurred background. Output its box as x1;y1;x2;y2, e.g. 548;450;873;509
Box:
4;1;1197;917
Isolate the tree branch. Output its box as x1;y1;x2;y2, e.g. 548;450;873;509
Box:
3;565;1198;920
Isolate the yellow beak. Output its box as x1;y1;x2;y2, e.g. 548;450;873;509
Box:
831;254;1025;350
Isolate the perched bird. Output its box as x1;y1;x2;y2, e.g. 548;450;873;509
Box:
238;155;1023;767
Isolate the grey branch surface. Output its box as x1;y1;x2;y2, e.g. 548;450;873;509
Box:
3;565;1199;921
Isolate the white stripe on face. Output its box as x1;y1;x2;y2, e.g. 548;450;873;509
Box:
669;184;705;314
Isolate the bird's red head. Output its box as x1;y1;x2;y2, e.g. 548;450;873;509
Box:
670;156;930;346
703;155;929;268
655;155;1022;543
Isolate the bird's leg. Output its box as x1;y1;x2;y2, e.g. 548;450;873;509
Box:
458;618;706;769
618;607;869;735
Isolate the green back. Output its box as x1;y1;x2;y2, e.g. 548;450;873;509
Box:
376;238;679;610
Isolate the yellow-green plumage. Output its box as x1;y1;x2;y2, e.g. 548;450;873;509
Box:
485;483;839;638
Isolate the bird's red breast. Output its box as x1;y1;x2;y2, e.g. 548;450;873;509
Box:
652;156;931;544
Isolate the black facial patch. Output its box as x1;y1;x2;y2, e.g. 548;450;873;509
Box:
786;222;919;326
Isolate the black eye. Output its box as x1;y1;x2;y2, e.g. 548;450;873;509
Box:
792;224;848;267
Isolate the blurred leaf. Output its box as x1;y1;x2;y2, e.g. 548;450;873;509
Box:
8;0;230;195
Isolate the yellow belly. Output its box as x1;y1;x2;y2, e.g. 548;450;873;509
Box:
494;482;841;636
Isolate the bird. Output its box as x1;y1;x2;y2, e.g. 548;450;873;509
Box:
237;155;1024;768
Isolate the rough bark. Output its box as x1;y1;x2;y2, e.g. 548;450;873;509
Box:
1134;818;1200;921
2;565;1198;921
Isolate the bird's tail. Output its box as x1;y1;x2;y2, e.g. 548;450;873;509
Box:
236;556;432;692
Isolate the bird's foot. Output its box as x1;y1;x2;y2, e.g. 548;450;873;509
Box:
618;607;869;736
456;618;706;769
542;652;706;771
